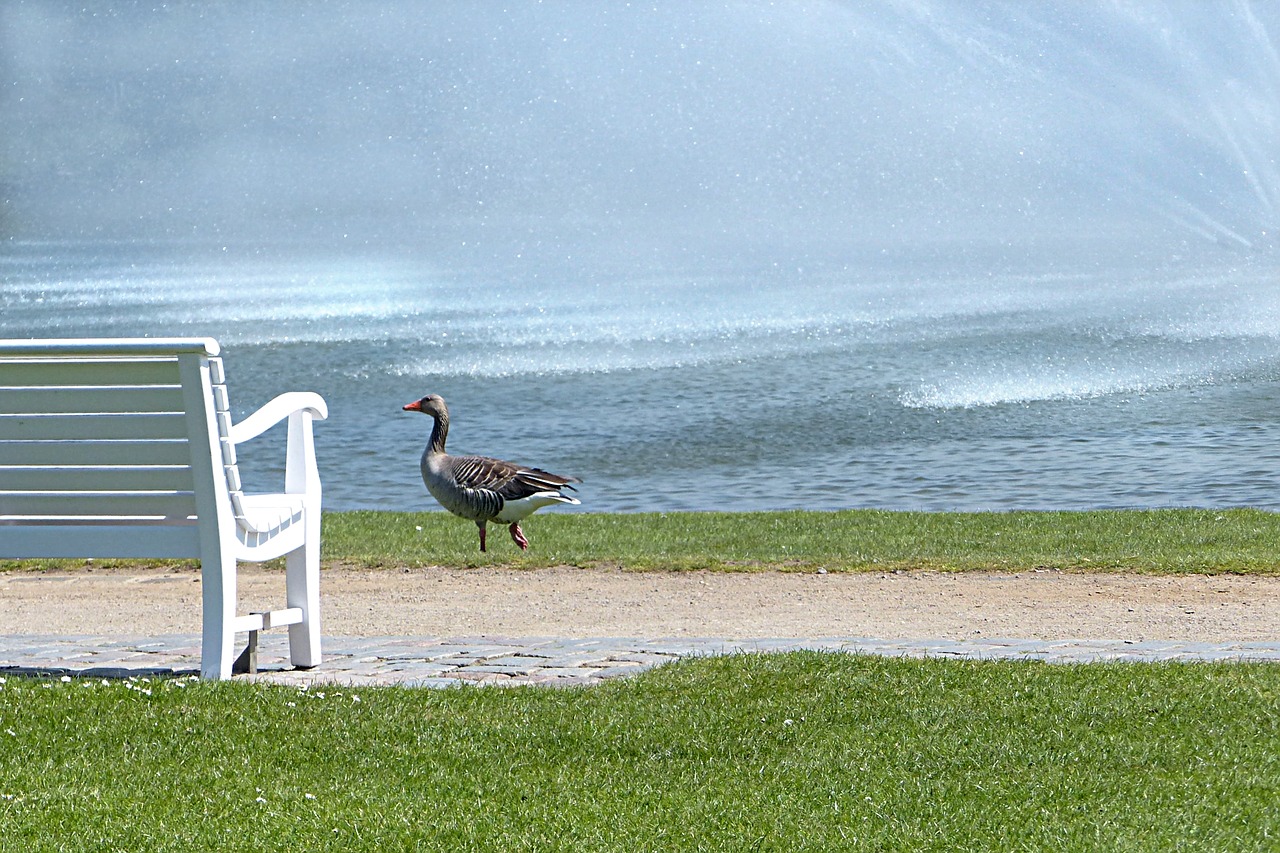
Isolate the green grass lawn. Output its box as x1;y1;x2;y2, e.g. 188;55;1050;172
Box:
4;509;1279;849
2;653;1278;851
5;508;1278;574
320;508;1280;574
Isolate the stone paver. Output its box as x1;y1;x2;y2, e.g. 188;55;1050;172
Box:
1;634;1278;686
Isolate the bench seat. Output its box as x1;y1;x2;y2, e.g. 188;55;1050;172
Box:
0;337;327;679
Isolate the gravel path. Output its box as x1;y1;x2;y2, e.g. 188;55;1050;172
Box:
3;566;1278;685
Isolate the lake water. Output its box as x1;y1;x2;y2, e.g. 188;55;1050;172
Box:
5;240;1280;514
7;4;1280;514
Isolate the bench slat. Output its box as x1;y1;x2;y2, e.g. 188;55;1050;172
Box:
0;440;191;466
0;386;185;415
0;413;189;441
0;338;218;358
0;359;182;388
0;491;199;518
0;523;201;559
0;467;195;492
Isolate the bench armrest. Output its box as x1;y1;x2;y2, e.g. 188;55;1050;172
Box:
230;392;328;498
229;392;329;445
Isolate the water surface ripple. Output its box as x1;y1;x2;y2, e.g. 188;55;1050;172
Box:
5;244;1280;513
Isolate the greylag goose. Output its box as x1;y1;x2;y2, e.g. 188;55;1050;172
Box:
403;394;581;551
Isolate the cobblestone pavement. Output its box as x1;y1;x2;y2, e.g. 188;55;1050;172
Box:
3;634;1280;686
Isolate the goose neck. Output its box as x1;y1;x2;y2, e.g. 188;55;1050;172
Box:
428;409;449;455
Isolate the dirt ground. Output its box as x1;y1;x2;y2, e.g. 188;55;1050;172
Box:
2;565;1278;642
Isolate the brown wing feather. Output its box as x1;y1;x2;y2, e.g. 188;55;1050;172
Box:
447;454;580;502
506;466;581;501
447;454;521;491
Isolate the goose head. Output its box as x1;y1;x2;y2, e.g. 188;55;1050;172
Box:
402;394;447;419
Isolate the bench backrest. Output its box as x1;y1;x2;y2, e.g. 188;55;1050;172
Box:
0;338;243;559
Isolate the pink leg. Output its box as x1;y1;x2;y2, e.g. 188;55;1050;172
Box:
509;522;529;550
477;522;488;552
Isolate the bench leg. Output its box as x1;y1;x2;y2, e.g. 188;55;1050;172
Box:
232;630;259;674
201;554;237;680
285;537;321;669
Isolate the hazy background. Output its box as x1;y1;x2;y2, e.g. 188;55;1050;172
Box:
5;1;1279;269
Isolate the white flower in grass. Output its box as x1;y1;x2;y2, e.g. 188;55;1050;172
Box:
60;676;72;683
305;793;316;801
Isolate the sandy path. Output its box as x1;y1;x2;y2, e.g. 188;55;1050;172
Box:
2;566;1278;642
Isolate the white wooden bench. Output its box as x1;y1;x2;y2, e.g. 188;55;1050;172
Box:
0;338;327;680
